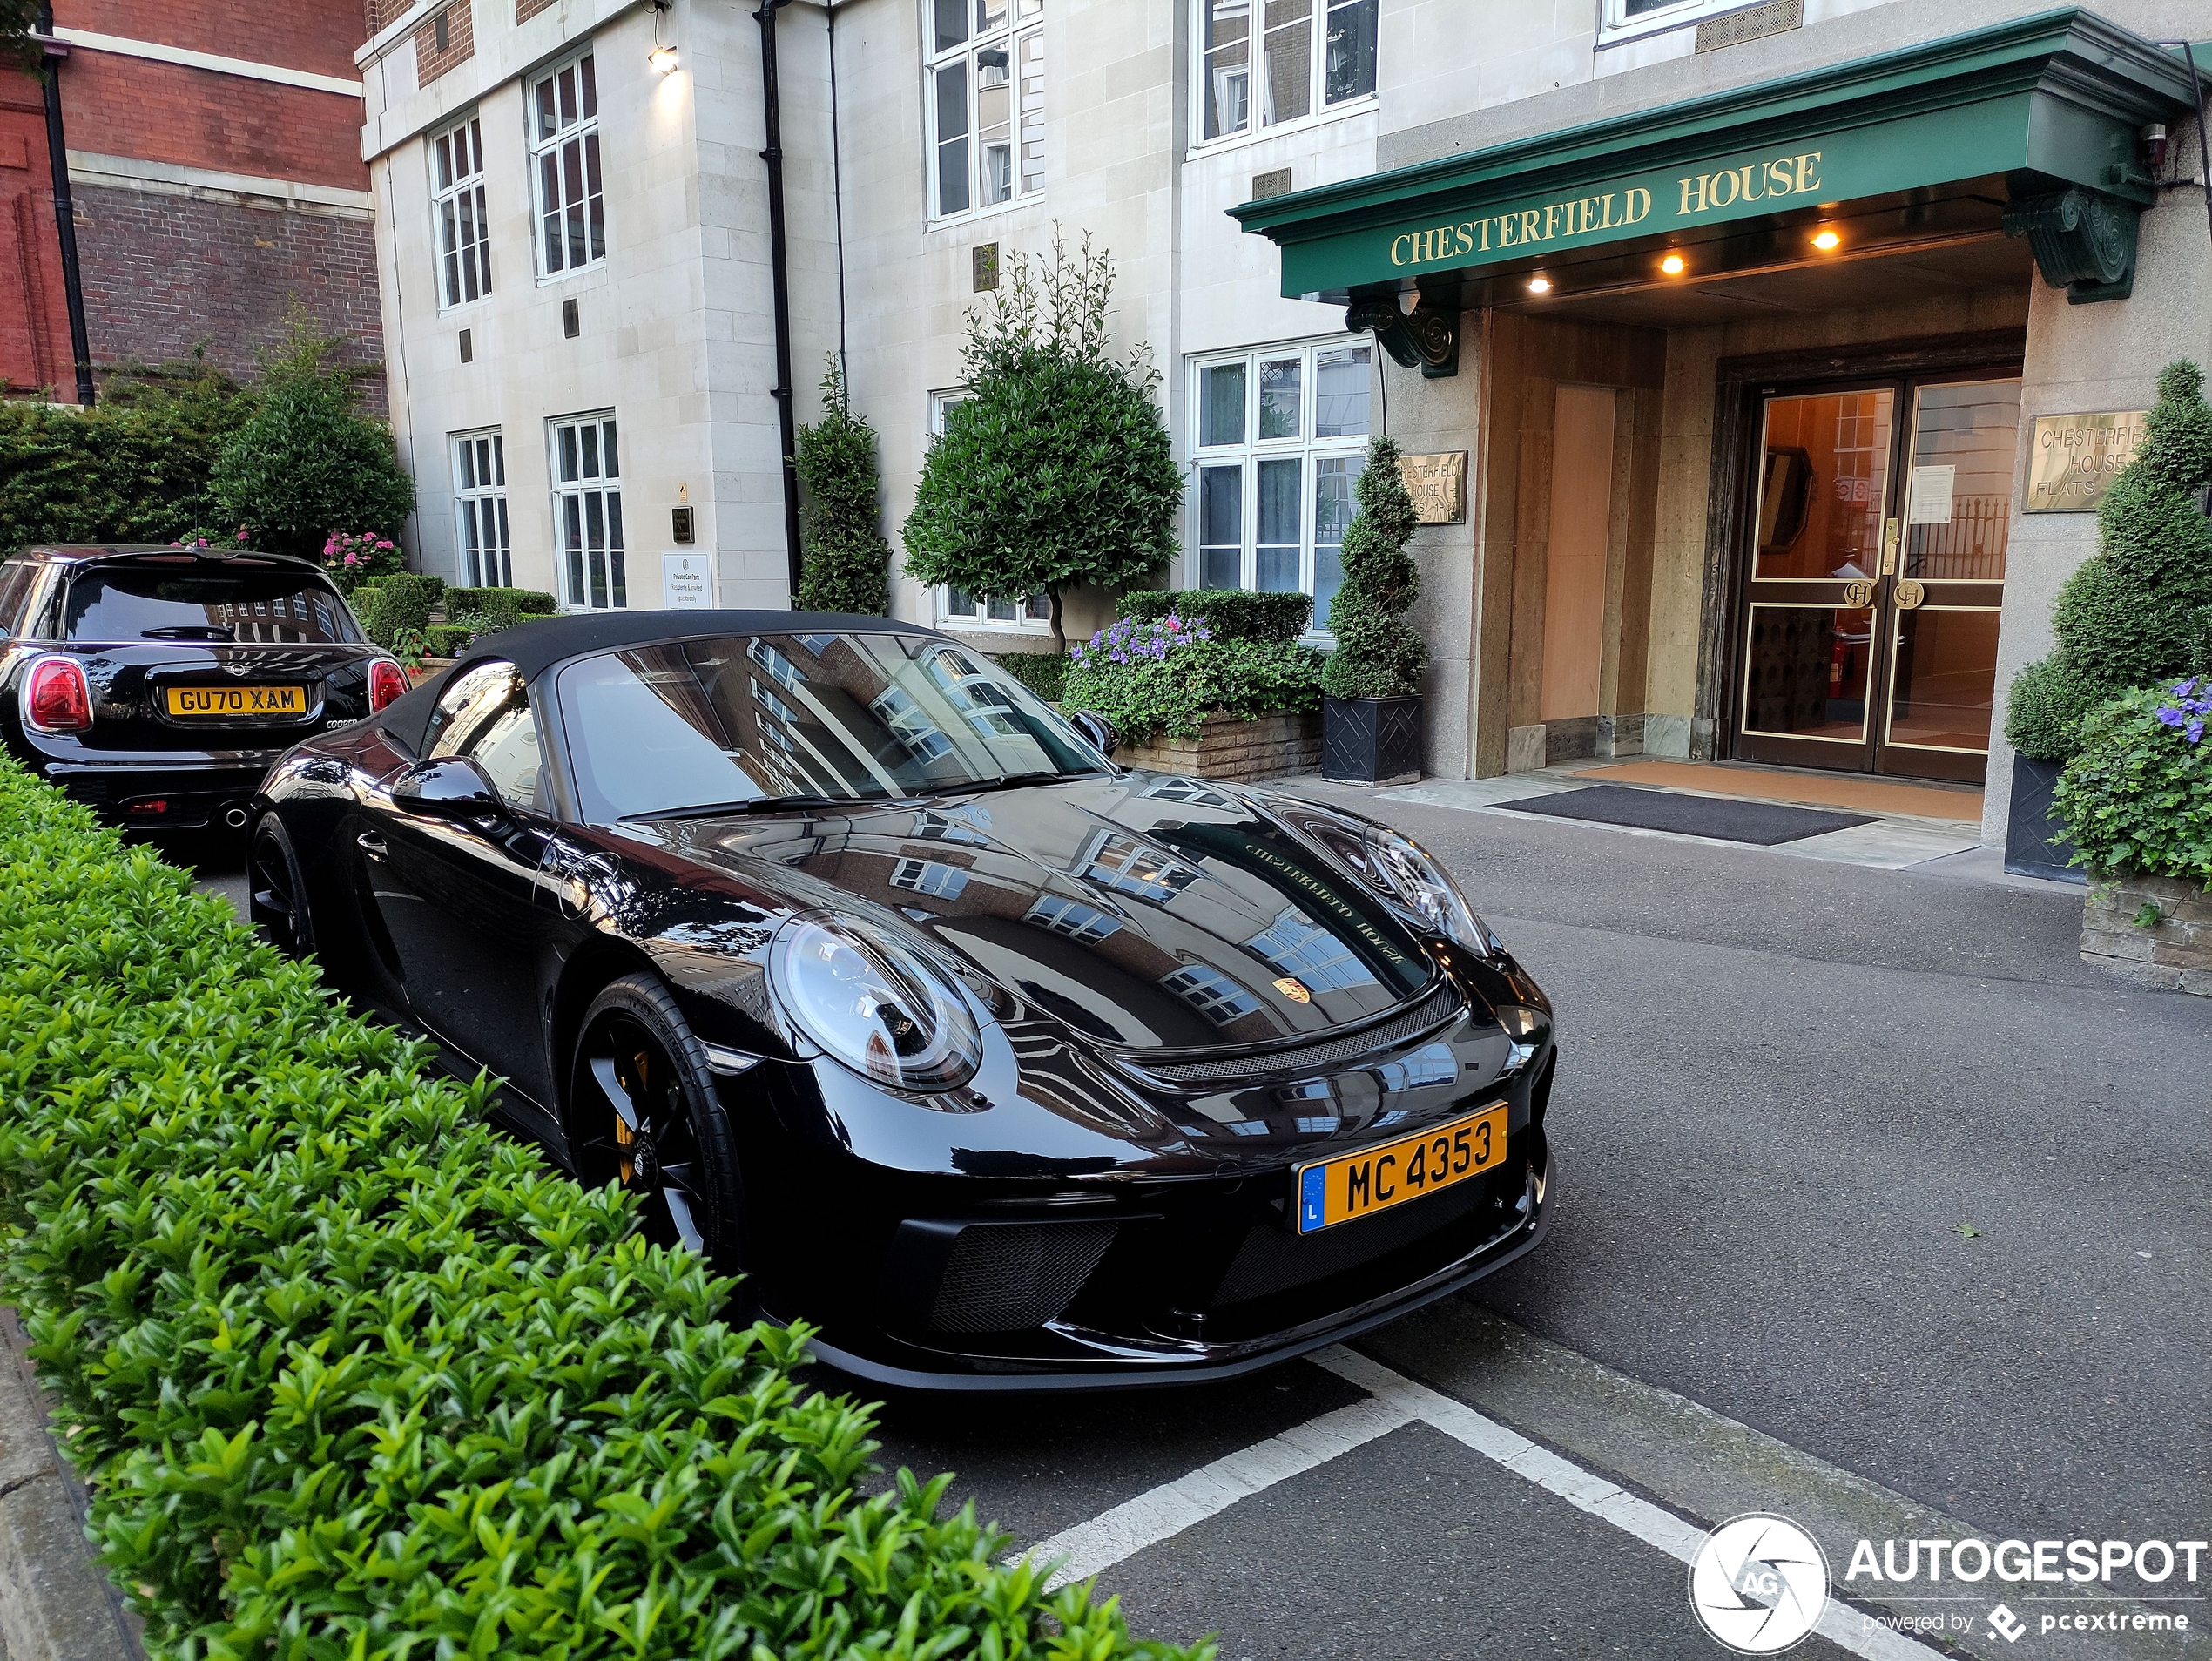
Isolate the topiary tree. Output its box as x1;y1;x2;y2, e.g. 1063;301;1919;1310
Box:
794;357;890;615
2005;359;2212;760
1319;434;1426;699
902;230;1181;653
211;311;414;562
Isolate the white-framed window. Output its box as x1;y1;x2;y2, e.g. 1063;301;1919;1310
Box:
1599;0;1766;45
927;390;1049;629
453;429;511;588
431;115;492;308
1196;0;1376;147
1186;336;1372;626
530;51;604;279
549;412;624;610
925;0;1044;222
891;857;971;900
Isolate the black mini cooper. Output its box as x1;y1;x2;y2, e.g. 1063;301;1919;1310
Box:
0;544;406;834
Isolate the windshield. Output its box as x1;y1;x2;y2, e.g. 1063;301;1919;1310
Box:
64;563;361;645
559;631;1111;822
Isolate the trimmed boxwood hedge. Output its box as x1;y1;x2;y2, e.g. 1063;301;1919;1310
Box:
359;573;444;648
445;585;561;630
1118;590;1311;644
0;760;1204;1661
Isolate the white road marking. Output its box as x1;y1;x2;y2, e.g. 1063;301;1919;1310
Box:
1025;1342;1943;1661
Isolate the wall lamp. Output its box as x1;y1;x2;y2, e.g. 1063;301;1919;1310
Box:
1527;273;1552;294
1811;226;1842;251
1660;253;1686;275
648;0;679;72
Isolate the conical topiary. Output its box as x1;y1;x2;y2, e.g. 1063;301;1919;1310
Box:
2005;359;2212;760
1320;435;1426;699
794;357;891;616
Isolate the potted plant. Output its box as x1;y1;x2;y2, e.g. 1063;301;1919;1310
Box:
2002;360;2212;877
2057;676;2212;994
1320;435;1426;786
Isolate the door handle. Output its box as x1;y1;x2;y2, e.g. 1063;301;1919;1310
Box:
1879;517;1899;576
356;830;388;861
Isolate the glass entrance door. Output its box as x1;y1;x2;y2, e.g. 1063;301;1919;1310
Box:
1734;375;2019;782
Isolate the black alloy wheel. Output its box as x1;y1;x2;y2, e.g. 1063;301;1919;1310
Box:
249;814;315;958
571;973;743;1268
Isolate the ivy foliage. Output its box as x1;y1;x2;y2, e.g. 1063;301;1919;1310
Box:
903;232;1181;652
1;0;40;76
2005;360;2212;760
1062;615;1321;743
0;355;252;553
796;357;893;616
1319;436;1426;701
0;758;1209;1661
211;313;415;561
2054;679;2212;881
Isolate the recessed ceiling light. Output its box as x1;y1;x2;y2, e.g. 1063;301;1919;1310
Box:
1812;228;1842;251
1660;253;1686;275
1527;274;1552;294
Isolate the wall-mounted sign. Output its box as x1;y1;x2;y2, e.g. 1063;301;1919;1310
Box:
662;550;712;608
1398;451;1467;524
2025;410;2148;512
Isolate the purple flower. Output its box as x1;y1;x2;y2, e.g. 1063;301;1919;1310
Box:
2191;720;2206;743
2157;706;2185;726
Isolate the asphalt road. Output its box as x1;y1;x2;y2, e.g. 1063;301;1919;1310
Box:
176;796;2211;1661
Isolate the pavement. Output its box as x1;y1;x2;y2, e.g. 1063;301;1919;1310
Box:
145;796;2212;1661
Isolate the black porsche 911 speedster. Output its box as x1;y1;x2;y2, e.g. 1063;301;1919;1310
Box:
249;611;1555;1389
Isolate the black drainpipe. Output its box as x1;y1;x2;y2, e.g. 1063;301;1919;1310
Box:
36;5;95;407
755;0;801;604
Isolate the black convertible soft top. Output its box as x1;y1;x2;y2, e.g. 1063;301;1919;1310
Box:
375;609;945;757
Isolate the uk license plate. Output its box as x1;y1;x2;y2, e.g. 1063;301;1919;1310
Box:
1295;1102;1508;1234
165;684;306;718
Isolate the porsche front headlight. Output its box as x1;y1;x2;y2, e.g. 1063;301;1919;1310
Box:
769;915;981;1092
1317;821;1501;957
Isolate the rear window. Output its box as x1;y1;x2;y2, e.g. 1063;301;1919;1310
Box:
63;564;361;645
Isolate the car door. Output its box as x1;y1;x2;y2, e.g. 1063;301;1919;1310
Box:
362;659;561;1104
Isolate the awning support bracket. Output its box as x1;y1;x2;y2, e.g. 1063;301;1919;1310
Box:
1345;290;1459;378
2002;186;2141;305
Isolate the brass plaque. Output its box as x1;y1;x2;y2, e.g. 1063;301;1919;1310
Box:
1842;579;1874;608
1893;578;1926;611
2025;410;2148;512
1398;451;1467;525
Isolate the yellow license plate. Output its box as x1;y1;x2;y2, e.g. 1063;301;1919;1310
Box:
164;684;306;718
1295;1101;1507;1234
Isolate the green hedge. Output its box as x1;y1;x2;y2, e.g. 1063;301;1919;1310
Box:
2054;680;2212;881
993;651;1069;704
424;623;474;657
445;585;561;630
1064;616;1321;742
359;573;444;647
0;758;1204;1661
1119;589;1312;644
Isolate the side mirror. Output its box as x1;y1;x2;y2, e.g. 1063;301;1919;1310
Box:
1069;709;1121;757
393;756;504;820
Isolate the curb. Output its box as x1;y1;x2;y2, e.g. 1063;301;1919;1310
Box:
0;1310;143;1661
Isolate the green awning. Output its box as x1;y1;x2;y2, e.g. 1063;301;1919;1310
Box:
1231;9;2202;308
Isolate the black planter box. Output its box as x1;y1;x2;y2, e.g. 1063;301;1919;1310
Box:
1322;695;1422;787
2003;753;2086;882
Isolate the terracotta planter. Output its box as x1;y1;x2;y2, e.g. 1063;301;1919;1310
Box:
2080;871;2212;996
1120;709;1321;782
1322;694;1422;787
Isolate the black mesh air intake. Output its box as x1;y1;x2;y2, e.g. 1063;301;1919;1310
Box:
929;1220;1121;1334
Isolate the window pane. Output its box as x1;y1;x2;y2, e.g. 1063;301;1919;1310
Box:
581;422;601;479
1204;1;1251;139
1259;355;1302;439
935;63;971;214
558;66;577;125
1199;463;1243;590
558;425;579;482
1263;0;1312;127
459;440;476;490
978;47;1012;205
579;54;597;118
1313;345;1370;437
1323;0;1376;105
1201;362;1246;447
536;77;556;139
1256;457;1301;591
975;0;1007;28
609;547;626;609
603;420;619;476
934;0;968;51
1313;456;1353;625
987;594;1016;621
1018;30;1045;195
606;491;624;552
436;133;453;190
492;434;506;484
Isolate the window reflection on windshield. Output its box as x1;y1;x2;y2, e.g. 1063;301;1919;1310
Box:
559;631;1108;821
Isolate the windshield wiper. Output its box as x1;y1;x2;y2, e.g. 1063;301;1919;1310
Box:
949;768;1106;796
141;625;237;642
622;793;891;824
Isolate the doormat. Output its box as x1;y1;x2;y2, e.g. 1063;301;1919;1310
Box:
1492;784;1876;846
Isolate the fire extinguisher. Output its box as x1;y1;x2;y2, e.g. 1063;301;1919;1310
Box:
1829;630;1850;699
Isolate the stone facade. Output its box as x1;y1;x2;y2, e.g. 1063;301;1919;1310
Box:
2080;874;2212;997
1123;712;1323;784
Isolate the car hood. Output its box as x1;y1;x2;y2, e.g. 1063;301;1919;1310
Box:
636;772;1446;1055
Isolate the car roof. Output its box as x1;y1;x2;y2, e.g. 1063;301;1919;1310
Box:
10;544;325;573
446;607;945;683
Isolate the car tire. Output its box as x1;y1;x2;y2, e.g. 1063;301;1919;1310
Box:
570;972;748;1283
248;814;316;960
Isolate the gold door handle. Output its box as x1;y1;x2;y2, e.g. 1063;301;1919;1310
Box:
1880;517;1899;577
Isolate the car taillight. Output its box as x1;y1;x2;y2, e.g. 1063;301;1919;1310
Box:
367;658;408;712
24;656;92;734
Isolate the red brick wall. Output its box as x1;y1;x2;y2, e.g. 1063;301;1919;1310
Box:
413;2;475;86
55;0;369;83
0;70;76;398
57;51;368;192
74;183;385;408
516;0;557;23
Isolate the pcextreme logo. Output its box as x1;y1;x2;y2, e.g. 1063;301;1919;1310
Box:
1689;1514;1831;1653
